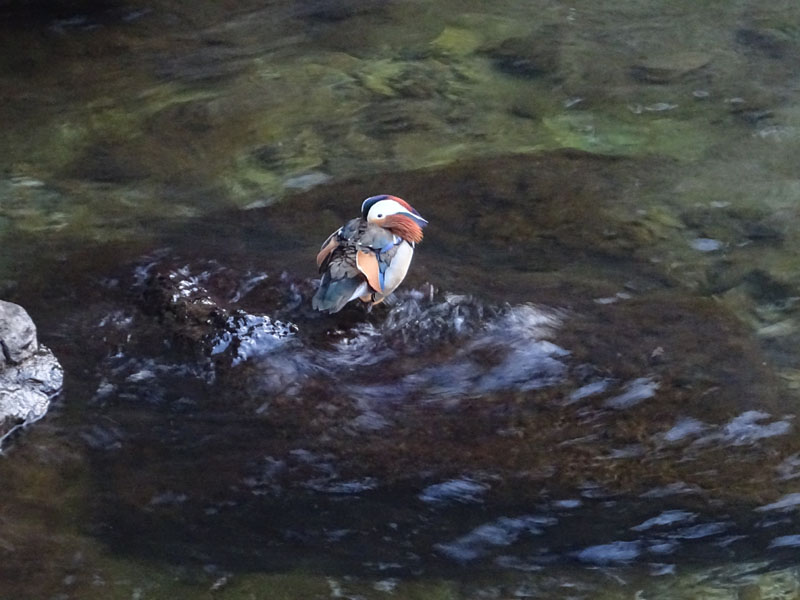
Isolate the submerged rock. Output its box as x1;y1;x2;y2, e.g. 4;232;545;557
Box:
138;261;299;363
430;26;482;57
0;300;63;446
630;51;711;84
481;31;561;78
735;28;792;60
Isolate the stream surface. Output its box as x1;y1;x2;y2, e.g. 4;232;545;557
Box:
3;1;800;599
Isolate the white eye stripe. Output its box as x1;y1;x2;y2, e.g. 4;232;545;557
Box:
368;199;405;220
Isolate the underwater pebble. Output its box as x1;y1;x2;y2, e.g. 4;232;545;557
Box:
419;478;490;504
373;579;399;592
769;535;800;548
78;424;123;451
435;515;556;562
604;444;645;459
757;320;796;338
148;491;188;506
350;411;390;431
568;380;611;403
9;176;45;187
594;291;632;305
756;125;797;141
125;369;156;382
693;90;710;98
647;541;679;555
640;482;703;498
662;417;708;442
690;411;789;447
304;477;378;495
494;556;544;573
650;563;677;575
756;492;800;512
210;576;230;591
632;510;697;531
283;171;331;191
243;199;274;210
629;51;710;83
575;540;641;564
644;102;678;112
716;411;791;446
776;453;800;481
669;522;729;540
327;578;344;598
690;237;723;252
604;378;659;409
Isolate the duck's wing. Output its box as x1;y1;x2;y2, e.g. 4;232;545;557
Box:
312;219;369;313
316;227;342;269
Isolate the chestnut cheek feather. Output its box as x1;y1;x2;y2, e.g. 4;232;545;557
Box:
384;214;423;243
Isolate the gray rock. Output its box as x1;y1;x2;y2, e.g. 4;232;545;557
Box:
0;300;38;368
0;301;63;447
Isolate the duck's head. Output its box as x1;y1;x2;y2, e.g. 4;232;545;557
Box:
361;194;428;243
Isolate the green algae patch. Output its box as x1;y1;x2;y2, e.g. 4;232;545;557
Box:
542;111;713;159
80;566;335;600
543;112;644;155
430;26;482;57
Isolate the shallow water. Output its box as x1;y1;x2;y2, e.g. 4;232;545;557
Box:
3;1;800;598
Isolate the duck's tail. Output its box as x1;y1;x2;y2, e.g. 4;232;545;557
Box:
312;275;367;314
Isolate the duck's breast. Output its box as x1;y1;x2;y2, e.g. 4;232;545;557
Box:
382;241;414;295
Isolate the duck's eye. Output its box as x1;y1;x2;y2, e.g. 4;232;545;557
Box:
377;213;383;218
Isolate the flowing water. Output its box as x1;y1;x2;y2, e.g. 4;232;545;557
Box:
3;1;800;598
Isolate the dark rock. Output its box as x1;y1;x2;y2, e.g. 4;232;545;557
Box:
729;103;775;126
138;262;298;364
735;28;790;60
742;269;796;304
481;33;560;78
66;143;149;183
362;100;434;135
295;0;387;22
744;220;783;242
681;204;785;251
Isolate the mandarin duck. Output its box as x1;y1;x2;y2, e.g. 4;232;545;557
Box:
312;194;428;313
